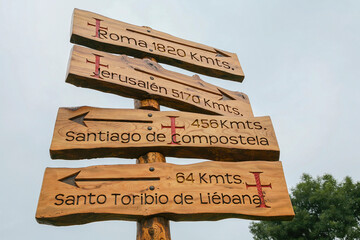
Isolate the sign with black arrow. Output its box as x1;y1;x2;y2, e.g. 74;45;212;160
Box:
67;45;252;117
36;161;294;226
70;9;245;81
50;106;279;161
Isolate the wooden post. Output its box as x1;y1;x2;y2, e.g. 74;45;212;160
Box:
134;70;171;239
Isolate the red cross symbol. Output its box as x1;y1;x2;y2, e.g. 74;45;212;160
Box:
246;172;272;208
87;18;108;38
161;116;185;145
86;54;109;79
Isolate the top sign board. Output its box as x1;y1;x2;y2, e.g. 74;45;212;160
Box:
70;9;244;82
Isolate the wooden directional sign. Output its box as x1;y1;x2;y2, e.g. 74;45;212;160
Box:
36;161;294;226
50;106;279;161
67;45;252;117
71;9;244;81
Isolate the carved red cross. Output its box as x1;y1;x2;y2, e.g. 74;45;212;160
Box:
86;54;109;79
246;171;272;208
161;116;185;145
87;18;108;38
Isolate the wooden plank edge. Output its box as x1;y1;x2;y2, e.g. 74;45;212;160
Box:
36;211;294;226
49;147;280;162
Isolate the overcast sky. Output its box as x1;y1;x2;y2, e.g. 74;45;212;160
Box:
1;1;359;239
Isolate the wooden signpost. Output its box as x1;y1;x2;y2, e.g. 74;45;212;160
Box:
70;9;244;82
36;161;294;226
36;8;294;240
67;45;253;117
50;106;279;161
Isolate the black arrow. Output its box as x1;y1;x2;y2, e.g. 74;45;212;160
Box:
59;171;160;188
69;111;153;127
133;68;237;101
125;28;230;57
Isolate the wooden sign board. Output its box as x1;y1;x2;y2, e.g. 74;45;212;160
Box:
71;9;244;82
50;107;279;161
67;45;253;117
36;161;294;226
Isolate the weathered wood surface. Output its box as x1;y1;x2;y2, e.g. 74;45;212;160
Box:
35;161;294;226
137;152;171;240
137;217;171;240
50;107;279;161
70;9;244;82
67;45;252;117
135;99;171;240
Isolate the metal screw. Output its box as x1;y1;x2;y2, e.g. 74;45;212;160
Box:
148;126;152;130
149;186;155;190
149;49;153;52
148;113;152;117
150;76;154;80
147;30;151;33
149;167;155;172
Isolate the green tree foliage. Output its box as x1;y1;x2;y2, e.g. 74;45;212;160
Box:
249;174;360;240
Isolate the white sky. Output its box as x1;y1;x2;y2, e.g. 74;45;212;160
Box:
1;0;359;239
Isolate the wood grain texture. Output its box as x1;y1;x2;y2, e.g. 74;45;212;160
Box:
134;99;160;111
137;217;171;240
35;161;294;226
50;107;279;161
67;45;252;117
135;91;171;240
70;9;244;82
136;152;171;240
